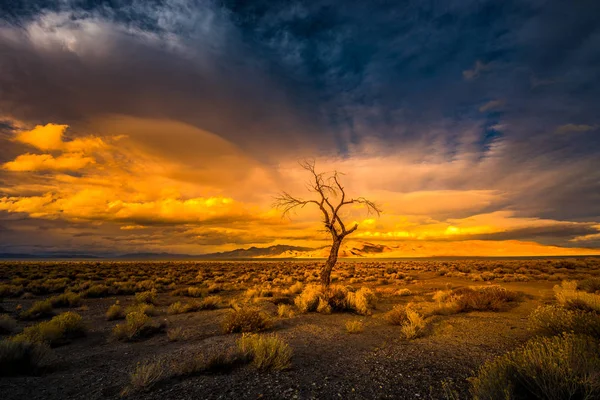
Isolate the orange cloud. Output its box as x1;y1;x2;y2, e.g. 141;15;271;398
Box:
14;123;67;150
3;153;95;171
1;118;599;256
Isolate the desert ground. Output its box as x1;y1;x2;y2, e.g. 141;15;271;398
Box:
1;258;599;399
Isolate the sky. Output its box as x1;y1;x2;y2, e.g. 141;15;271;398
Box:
0;0;599;257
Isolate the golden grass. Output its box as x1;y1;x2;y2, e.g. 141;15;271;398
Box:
554;281;600;313
112;312;165;341
12;312;86;346
237;333;292;371
470;334;600;400
345;320;364;334
221;308;272;334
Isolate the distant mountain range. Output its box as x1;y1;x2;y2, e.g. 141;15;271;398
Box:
1;241;598;259
0;245;316;260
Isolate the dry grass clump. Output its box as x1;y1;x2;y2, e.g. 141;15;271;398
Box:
430;286;520;315
174;348;249;376
554;281;600;313
171;286;206;298
0;314;17;334
82;284;111;298
0;284;24;298
125;302;157;316
49;292;82;308
577;277;600;294
294;285;322;312
346;287;376;315
345;320;364;333
237;333;292;371
112;312;166;341
529;305;600;338
167;296;221;315
470;334;600;400
294;285;376;315
400;309;426;339
221;307;272;333
135;290;158;305
12;312;86;346
277;304;296;318
167;301;189;315
385;304;427;339
0;339;50;376
167;327;187;342
288;282;304;294
20;299;54;320
121;358;168;396
122;348;251;395
221;308;272;334
106;302;125;320
384;305;409;325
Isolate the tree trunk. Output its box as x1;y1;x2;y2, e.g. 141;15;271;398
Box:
321;237;342;287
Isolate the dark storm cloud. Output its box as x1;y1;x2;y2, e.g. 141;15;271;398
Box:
448;224;600;247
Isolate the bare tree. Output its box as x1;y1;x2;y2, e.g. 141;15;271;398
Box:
274;160;381;287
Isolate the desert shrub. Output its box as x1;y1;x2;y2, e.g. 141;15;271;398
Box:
430;286;519;315
174;348;249;376
0;284;24;298
316;297;332;314
0;339;49;376
528;305;600;338
49;292;82;308
385;305;409;325
430;297;462;316
277;304;296;318
577;278;600;294
555;281;600;313
198;348;249;373
453;286;520;312
294;285;322;313
470;334;600;400
207;283;223;294
83;284;111;298
167;296;221;315
237;333;292;371
347;287;376;315
112;312;165;341
106;303;125;320
167;301;188;315
326;285;350;311
135;290;158;305
20;299;54;320
288;282;304;294
0;314;17;334
121;358;168;396
167;327;187;342
125;303;157;316
199;295;221;310
294;285;375;315
221;308;271;334
345;320;364;333
186;287;206;298
12;312;86;346
400;309;426;339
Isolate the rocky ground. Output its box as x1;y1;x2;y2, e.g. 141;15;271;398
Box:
0;267;555;400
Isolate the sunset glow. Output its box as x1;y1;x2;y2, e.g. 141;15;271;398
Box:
1;2;599;258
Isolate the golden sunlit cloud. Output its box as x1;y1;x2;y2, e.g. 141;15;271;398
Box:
3;152;95;171
1;117;599;256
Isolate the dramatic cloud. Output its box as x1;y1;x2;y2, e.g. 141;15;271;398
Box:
0;0;599;255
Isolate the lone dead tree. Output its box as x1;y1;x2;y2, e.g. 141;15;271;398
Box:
274;161;381;287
